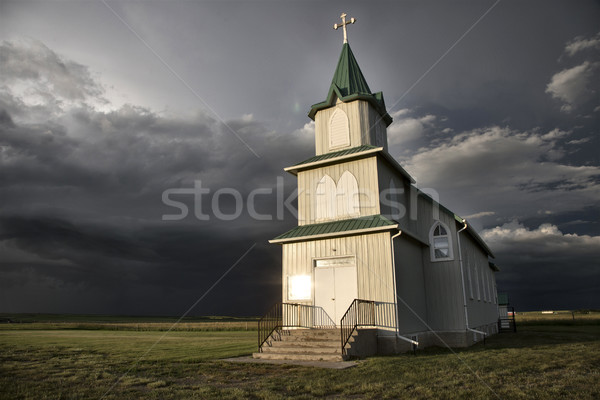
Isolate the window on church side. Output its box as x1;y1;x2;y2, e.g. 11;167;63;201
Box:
467;257;474;299
475;266;481;301
429;222;453;262
482;267;489;302
488;270;493;302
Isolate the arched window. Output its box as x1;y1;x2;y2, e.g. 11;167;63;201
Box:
429;221;453;261
337;171;360;218
315;174;336;221
329;108;350;149
315;171;361;221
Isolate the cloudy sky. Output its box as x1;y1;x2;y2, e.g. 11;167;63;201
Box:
1;0;598;316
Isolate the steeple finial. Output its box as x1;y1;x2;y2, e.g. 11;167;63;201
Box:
333;13;356;44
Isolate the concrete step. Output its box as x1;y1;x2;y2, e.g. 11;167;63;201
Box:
271;339;339;348
256;328;365;362
283;330;340;340
261;345;341;355
279;335;341;343
252;352;346;362
285;329;338;335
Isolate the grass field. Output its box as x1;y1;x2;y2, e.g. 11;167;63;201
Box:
0;312;599;399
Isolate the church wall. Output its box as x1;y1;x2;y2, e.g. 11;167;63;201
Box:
314;100;385;155
376;157;411;222
461;233;499;329
394;235;429;334
281;232;397;329
366;102;389;151
296;156;380;225
416;196;467;331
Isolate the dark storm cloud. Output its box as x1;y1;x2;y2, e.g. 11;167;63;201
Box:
1;1;599;315
384;29;600;311
481;221;600;310
0;39;311;315
0;215;282;315
397;125;600;221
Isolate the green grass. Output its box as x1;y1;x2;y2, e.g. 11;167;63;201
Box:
515;310;600;326
0;315;599;399
0;313;259;331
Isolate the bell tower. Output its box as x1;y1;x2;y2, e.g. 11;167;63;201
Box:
308;14;393;155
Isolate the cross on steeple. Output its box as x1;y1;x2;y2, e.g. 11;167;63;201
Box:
333;13;356;44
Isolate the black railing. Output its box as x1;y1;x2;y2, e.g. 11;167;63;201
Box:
498;306;517;333
258;303;336;351
340;299;376;355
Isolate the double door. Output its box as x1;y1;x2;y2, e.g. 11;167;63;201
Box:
314;257;357;326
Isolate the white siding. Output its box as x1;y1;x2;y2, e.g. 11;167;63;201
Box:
394;236;428;334
460;231;499;328
467;258;474;299
281;232;397;329
416;198;466;331
313;100;388;155
376;158;410;223
297;157;380;225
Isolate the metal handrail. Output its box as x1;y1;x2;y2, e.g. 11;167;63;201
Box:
498;306;517;333
340;299;376;355
257;303;336;352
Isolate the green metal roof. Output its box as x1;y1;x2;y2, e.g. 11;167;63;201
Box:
284;144;415;183
271;214;397;243
330;43;371;97
308;43;392;126
292;145;379;167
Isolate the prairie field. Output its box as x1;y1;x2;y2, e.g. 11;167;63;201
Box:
0;312;599;399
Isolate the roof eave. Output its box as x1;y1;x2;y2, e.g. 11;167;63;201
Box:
379;151;416;184
308;87;393;126
284;147;383;175
269;224;398;244
454;215;495;258
489;262;500;272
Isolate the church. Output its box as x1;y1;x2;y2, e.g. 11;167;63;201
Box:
255;14;500;360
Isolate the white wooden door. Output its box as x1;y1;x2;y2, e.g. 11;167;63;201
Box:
314;267;335;324
333;266;358;323
314;258;358;326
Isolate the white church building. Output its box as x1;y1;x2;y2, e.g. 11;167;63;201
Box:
256;15;500;360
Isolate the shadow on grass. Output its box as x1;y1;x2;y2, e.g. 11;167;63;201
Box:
370;324;600;360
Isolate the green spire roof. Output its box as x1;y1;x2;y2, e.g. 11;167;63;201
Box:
308;43;392;126
331;43;372;97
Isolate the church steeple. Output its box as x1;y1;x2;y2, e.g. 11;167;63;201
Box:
308;43;392;127
331;43;372;97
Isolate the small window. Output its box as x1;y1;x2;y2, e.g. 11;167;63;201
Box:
429;222;453;261
467;258;474;299
475;266;481;301
329;108;350;149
